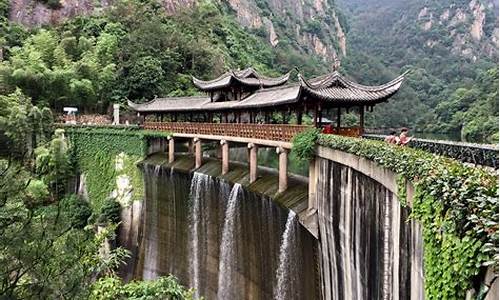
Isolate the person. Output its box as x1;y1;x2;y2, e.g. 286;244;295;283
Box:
398;128;413;146
323;122;334;134
384;131;398;144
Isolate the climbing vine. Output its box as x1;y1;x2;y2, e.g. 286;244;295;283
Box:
317;134;498;299
64;126;170;211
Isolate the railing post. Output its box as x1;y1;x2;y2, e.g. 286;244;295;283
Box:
308;158;318;211
276;147;288;193
168;136;175;164
221;140;229;175
194;138;202;169
248;143;258;183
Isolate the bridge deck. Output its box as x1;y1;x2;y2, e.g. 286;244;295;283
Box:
143;122;311;142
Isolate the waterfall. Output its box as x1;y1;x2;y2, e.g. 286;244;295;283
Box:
274;210;297;300
217;183;242;299
142;165;161;280
188;172;209;297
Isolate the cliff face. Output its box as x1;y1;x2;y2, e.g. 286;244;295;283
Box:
8;0;347;60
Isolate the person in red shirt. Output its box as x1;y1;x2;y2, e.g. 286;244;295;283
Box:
322;123;334;134
398;128;413;145
384;131;398;144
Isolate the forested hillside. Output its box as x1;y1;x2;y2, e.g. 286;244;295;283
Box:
0;0;497;143
339;0;499;142
0;0;347;113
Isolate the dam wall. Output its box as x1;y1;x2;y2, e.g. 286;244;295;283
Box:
314;146;425;300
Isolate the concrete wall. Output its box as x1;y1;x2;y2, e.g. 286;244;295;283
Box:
315;146;425;299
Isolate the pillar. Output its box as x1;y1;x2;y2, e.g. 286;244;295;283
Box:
336;107;341;130
308;158;318;211
276;147;288;193
194;138;202;169
168;136;175;164
221;140;229;175
248;143;258;183
113;104;120;125
359;106;365;136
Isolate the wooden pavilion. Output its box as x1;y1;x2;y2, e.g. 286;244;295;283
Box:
128;67;407;137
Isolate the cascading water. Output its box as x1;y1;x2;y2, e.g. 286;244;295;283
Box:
142;164;161;280
217;183;242;300
274;210;297;300
132;156;318;299
188;172;209;297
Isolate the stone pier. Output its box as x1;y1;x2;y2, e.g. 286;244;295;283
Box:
221;140;229;175
248;143;258;183
194;138;202;169
276;147;288;193
168;137;175;163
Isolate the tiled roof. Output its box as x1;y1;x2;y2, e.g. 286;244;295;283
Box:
192;67;290;91
129;70;408;112
298;71;408;105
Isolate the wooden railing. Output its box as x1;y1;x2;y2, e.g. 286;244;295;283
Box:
143;122;312;142
331;127;361;137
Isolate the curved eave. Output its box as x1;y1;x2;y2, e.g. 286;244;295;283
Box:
299;76;405;105
192;71;291;91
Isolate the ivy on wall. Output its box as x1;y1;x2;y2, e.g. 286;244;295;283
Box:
316;134;498;299
64;126;169;211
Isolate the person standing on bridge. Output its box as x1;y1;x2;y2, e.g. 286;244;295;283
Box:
384;131;398;144
398;128;413;146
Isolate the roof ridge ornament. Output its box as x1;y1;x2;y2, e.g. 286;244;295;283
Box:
332;57;341;72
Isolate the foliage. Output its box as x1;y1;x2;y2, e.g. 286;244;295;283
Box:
97;197;122;225
291;128;321;161
340;0;498;143
65;126;168;211
62;194;92;229
318;134;498;299
90;275;195;300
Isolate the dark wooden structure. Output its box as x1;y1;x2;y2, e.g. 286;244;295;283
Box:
129;67;407;137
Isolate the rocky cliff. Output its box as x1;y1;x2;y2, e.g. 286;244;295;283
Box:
8;0;347;60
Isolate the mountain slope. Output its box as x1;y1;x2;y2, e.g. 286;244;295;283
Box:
339;0;498;142
7;0;347;63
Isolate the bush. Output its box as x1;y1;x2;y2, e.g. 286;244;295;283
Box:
97;198;121;225
90;275;195;300
62;195;92;229
291;128;320;161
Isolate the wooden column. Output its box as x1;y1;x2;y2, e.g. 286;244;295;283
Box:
318;104;323;127
221;140;229;175
248;143;258;183
313;104;319;128
297;109;303;125
359;106;365;136
194;138;202;169
277;147;288;193
336;107;341;130
168;136;175;164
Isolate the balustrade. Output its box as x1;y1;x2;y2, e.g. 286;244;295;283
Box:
143;122;312;142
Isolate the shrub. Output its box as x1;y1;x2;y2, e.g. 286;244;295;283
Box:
291;128;320;161
62;195;92;229
97;198;121;225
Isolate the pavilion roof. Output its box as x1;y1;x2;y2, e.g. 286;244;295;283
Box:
192;67;290;91
129;70;408;113
298;70;408;105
